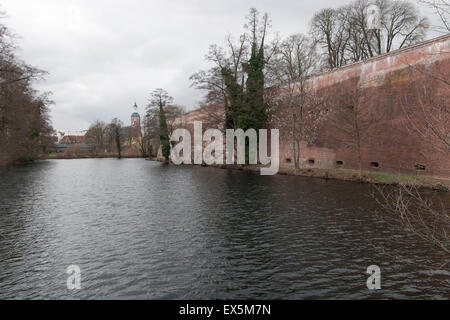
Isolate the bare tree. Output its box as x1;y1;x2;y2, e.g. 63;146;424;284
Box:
371;191;449;269
85;121;106;152
397;2;449;156
191;8;279;132
418;0;449;32
271;34;328;169
143;108;160;155
146;102;184;139
378;0;429;53
190;42;238;106
372;51;449;265
402;63;449;155
190;35;249;130
32;91;56;154
136;133;152;158
103;119;123;158
112;118;123;159
146;89;184;159
103;123;115;152
0;11;54;166
310;7;351;69
147;88;174;115
376;184;449;252
311;0;429;69
122;125;142;152
331;78;379;178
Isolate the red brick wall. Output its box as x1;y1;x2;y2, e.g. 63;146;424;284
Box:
273;35;449;177
179;35;450;178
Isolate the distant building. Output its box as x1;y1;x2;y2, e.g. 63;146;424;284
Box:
49;130;89;153
57;130;87;144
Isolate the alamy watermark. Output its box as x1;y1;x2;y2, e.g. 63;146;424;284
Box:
367;265;381;290
366;4;381;30
170;121;280;176
63;263;381;292
67;265;81;290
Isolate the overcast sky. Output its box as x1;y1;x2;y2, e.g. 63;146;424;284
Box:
1;0;441;131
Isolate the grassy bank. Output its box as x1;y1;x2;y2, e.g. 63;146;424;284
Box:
274;166;449;191
44;152;144;160
146;158;449;191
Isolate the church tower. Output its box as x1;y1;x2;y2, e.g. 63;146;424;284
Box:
131;102;141;129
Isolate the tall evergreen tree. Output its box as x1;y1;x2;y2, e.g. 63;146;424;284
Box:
148;88;173;161
111;118;123;159
221;67;245;129
159;103;170;160
190;8;272;138
244;35;266;131
234;8;269;131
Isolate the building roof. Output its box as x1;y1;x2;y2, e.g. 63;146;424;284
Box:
56;130;87;143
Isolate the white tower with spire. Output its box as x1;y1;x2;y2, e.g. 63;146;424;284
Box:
131;102;141;128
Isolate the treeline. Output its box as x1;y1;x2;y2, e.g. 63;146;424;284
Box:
144;1;436;164
188;1;430;168
0;12;55;166
84;94;184;160
310;0;428;68
192;0;429;106
84;119;142;159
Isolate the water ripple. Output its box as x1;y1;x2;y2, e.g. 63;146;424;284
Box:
0;159;448;299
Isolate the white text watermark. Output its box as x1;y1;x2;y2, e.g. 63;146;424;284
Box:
171;121;280;176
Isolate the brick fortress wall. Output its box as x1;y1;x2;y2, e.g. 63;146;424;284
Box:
177;35;449;178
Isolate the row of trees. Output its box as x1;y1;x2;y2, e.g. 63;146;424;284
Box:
150;2;444;173
84;119;143;159
311;0;430;69
0;12;55;166
84;89;184;161
192;0;431;102
190;1;432;166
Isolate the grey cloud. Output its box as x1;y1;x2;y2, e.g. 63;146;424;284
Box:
1;0;441;130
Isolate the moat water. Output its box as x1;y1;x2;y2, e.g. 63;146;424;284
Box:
0;159;448;299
